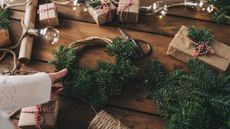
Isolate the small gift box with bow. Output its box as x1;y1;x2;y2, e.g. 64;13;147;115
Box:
117;0;140;23
18;100;59;129
38;3;59;27
167;25;230;71
87;0;117;26
0;29;11;48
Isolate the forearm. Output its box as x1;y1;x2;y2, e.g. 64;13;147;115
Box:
0;73;52;113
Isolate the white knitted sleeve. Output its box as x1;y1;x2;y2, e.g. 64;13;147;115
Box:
0;72;52;113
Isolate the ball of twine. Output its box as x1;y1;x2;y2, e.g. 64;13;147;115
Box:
88;110;129;129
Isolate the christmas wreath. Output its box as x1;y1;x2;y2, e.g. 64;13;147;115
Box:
49;37;139;108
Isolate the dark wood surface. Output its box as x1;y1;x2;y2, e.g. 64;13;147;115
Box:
1;0;229;129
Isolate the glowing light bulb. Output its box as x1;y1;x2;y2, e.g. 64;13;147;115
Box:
160;5;168;16
152;1;164;13
153;2;158;10
83;8;88;12
28;27;60;45
206;4;214;13
159;15;163;19
73;0;80;11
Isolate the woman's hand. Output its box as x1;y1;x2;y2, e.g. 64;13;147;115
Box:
49;68;68;83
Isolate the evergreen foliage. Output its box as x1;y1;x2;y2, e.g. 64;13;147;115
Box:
0;8;10;29
49;38;138;108
144;59;230;129
208;0;230;22
188;27;213;44
85;0;101;8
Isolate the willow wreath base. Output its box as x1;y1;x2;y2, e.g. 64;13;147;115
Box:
49;37;141;108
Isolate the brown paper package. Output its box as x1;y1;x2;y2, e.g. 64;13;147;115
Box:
88;0;117;26
18;100;59;129
167;25;230;71
117;0;140;23
0;29;10;48
39;3;59;27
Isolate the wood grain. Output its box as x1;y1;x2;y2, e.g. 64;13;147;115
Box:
3;0;230;129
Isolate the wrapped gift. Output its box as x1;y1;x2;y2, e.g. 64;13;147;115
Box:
117;0;140;23
0;29;10;48
38;3;59;27
88;0;117;26
167;25;230;71
18;100;59;129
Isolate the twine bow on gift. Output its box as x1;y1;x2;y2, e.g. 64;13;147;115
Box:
192;41;215;57
117;0;134;23
37;4;56;26
178;35;215;58
37;6;56;14
99;0;112;22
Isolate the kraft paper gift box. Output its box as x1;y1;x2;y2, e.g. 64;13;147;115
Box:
88;0;117;26
18;100;59;129
167;25;230;71
117;0;140;23
38;3;59;27
0;29;10;47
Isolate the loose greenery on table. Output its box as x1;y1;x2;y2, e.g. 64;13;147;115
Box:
208;0;230;22
144;59;230;129
0;8;10;29
85;0;101;8
49;38;138;108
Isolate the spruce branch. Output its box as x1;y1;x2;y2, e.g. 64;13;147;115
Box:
188;27;213;44
144;59;230;129
85;0;101;8
0;8;10;29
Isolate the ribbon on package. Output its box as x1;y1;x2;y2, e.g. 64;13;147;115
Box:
117;0;133;23
167;25;230;71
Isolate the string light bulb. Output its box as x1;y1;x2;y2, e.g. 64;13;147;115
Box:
160;5;168;17
27;26;60;45
73;0;80;11
206;4;214;13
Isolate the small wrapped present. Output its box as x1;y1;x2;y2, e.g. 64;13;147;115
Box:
0;29;10;48
38;3;59;27
167;25;230;71
117;0;140;23
88;0;117;26
18;100;59;129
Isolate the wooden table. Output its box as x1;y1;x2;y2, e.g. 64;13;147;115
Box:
2;0;230;129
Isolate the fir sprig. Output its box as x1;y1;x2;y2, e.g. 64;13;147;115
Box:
0;8;10;29
50;38;138;108
85;0;101;8
144;59;230;129
208;0;230;22
188;27;213;44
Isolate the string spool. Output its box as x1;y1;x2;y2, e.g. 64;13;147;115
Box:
88;110;129;129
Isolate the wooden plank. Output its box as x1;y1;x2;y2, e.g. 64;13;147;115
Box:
29;19;185;71
10;0;227;24
57;9;230;44
57;96;165;129
10;8;230;45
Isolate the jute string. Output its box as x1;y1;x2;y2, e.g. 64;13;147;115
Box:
0;18;31;75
